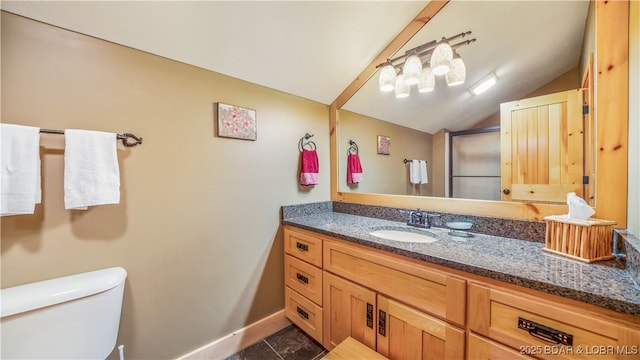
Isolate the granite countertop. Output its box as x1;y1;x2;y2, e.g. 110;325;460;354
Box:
283;212;640;316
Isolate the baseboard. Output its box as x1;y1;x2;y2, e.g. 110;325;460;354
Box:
176;309;291;360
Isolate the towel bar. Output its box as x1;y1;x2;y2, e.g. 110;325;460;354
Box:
39;128;143;147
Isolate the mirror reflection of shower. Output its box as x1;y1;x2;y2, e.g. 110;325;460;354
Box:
448;127;500;200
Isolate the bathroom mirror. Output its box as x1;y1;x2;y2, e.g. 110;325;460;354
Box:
338;1;591;200
330;0;628;225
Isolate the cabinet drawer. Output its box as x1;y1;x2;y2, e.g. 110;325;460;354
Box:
285;286;323;344
468;282;640;360
324;239;466;327
284;227;323;267
285;254;323;306
467;332;533;360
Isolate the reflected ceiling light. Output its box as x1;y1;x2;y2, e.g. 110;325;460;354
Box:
430;40;453;76
445;52;466;86
402;53;422;85
378;61;397;92
376;31;476;98
394;74;410;98
418;67;435;93
469;73;497;95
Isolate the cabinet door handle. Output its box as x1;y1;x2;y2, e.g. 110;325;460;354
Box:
296;273;309;284
366;303;373;329
378;310;386;336
297;307;309;320
296;242;309;252
518;317;573;346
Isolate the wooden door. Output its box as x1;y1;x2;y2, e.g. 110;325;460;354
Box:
323;271;377;351
500;89;583;203
376;295;465;360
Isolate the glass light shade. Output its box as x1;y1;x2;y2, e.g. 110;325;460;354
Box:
445;56;466;86
378;63;397;92
402;54;422;85
430;42;453;76
418;67;435;93
394;74;410;98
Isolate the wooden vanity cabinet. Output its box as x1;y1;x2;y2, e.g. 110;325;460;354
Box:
468;282;640;359
321;238;466;357
283;225;639;360
283;227;324;343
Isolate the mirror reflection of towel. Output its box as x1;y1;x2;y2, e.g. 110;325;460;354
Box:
347;154;363;184
409;160;428;184
299;149;319;186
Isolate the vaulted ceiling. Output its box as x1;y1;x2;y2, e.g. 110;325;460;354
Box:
2;1;590;134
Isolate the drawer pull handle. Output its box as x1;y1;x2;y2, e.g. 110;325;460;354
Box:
296;242;309;252
296;273;309;284
518;317;573;346
366;303;373;329
297;307;309;320
378;310;386;336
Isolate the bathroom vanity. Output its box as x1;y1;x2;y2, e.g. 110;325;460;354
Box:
282;206;640;359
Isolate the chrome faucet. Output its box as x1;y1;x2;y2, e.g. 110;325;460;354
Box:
406;209;440;228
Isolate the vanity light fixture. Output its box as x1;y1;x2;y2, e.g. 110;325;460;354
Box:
469;73;497;95
377;31;476;98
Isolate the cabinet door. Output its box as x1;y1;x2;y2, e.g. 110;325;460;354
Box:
323;271;377;351
377;295;465;360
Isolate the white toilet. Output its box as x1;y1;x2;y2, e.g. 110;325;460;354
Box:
0;267;127;359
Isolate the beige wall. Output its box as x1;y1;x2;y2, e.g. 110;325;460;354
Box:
338;110;433;196
1;12;330;359
629;0;639;235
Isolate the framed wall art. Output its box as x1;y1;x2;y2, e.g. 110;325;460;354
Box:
377;135;391;155
216;102;257;141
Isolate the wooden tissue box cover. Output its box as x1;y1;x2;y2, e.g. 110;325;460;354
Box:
543;215;617;263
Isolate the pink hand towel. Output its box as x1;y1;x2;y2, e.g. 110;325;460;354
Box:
299;149;319;186
347;153;363;184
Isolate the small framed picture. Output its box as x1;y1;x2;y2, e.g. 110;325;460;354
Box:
377;135;391;155
216;102;257;141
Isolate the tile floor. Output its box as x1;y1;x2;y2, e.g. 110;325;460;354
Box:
225;325;326;360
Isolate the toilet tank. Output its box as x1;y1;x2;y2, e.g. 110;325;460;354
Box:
1;267;127;359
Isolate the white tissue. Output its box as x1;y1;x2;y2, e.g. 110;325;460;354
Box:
566;192;595;220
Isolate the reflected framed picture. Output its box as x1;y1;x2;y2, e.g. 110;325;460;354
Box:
216;102;257;141
377;135;391;155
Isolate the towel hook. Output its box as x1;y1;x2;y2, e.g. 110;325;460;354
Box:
298;133;316;152
348;140;359;154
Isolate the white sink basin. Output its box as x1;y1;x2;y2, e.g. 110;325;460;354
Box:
369;228;438;243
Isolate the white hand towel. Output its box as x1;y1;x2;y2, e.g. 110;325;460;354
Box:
419;160;429;184
1;124;42;216
64;129;120;210
409;160;420;184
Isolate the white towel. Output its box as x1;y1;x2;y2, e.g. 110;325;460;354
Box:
409;160;420;184
409;160;429;185
64;129;120;210
1;124;42;216
419;160;428;184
